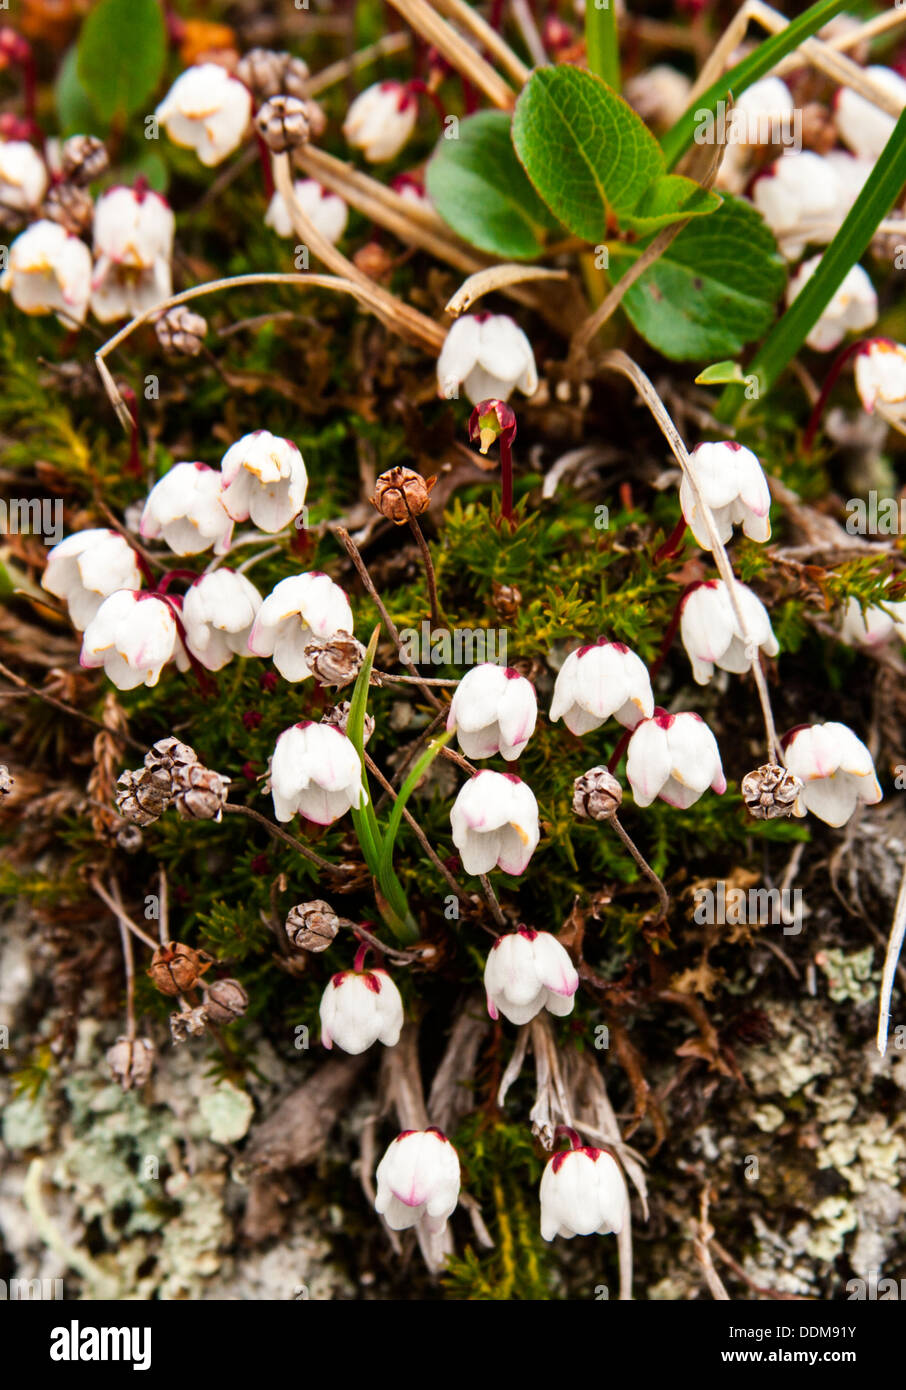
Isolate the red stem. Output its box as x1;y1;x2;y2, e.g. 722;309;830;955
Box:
553;1124;582;1150
653;515;687;565
119;387;142;477
156;569;200;595
254;132;275;200
803;338;871;453
500;434;513;524
353;940;371;973
406;78;447;126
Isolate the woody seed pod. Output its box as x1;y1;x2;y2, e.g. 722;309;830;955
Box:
204;977;249;1023
171;762;230;821
572;766;623;821
236;48;310;101
60;134;109;186
255;94;310;152
106;1035;155;1090
741;764;803;820
286;899;339;952
371;467;436;524
42;181;94;235
148;942;212;997
304;631;366;688
321;701;374;744
155;305;208;357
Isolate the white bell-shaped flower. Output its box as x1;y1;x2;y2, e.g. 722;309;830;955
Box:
1;219;92;325
80;591;183;689
751;150;843;261
786;256;877;353
343;81;417;163
436;313;538;405
181;569;263;671
219;429;308;533
782;721;882;827
835;66;906;162
626;709;726;809
248;573;353;682
265;179;348;242
446;663;537;760
549;639;653;735
155;63;252;167
680;441;771;549
140;462;233;556
839;595;906;649
540;1140;628;1241
680;579;779;684
375;1128;461;1234
0;139;48;212
270;720;366;824
854;338;906;415
90;184;174;323
484;926;578;1025
450;770;539;876
320;965;403;1054
42;528;142;630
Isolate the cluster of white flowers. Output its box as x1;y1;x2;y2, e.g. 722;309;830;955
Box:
1;172;175;327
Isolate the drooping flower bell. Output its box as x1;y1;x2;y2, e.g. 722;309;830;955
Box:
248;573;353;682
319;945;403;1053
679;579;779;685
42;528;142;630
437;313;538;405
265;178;348;242
484;926;578;1025
343;80;417;163
1;219;93;325
181;570;262;672
786;256;877;353
679;441;771;549
549;639;654;735
374;1128;461;1234
140;462;233;556
218;429;308;534
626;708;726;810
446;663;537;761
155;63;252;167
781;721;882;827
450;770;539;876
80;591;187;690
835;66;906;162
89;183;174;323
269;721;367;825
853;339;906;415
539;1129;628;1242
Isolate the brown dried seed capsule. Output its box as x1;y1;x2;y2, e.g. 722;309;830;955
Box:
236;48;309;101
320;701;374;744
116;824;144;853
155;304;208;357
106;1035;155;1090
740;764;803;820
304;631;366;688
0;765;13;796
255;94;311;153
286;899;339;952
115;768;168;826
204;978;249;1024
145;738;198;777
171;763;230;822
572;766;623;821
353;240;393;280
148;942;213;997
169;1006;209;1043
60;134;109;186
42;181;94;235
492;581;522;624
371;467;437;524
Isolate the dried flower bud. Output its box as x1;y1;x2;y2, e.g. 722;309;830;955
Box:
286;899;340;952
155;305;208;357
0;765;13;796
171;762;230;821
492;581;521;624
371;466;436;524
236;48;309;101
572;766;623;820
115;767;170;825
321;701;374;744
148;942;213;997
800;102;836;155
170;1006;208;1043
42;181;93;235
255;94;311;152
145;738;198;778
106;1035;155;1090
61;134;109;186
353;240;393;280
116;824;144;853
304;630;366;688
740;764;803;820
204;977;249;1023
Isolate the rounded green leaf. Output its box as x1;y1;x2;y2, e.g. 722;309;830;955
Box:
426;111;562;260
622;174;722;235
608;196;786;361
77;0;167;122
512;65;664;242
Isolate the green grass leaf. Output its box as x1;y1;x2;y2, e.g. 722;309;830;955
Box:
426;111;563;260
512;66;718;243
585;0;620;91
661;0;848;169
77;0;166;122
608;195;786;361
